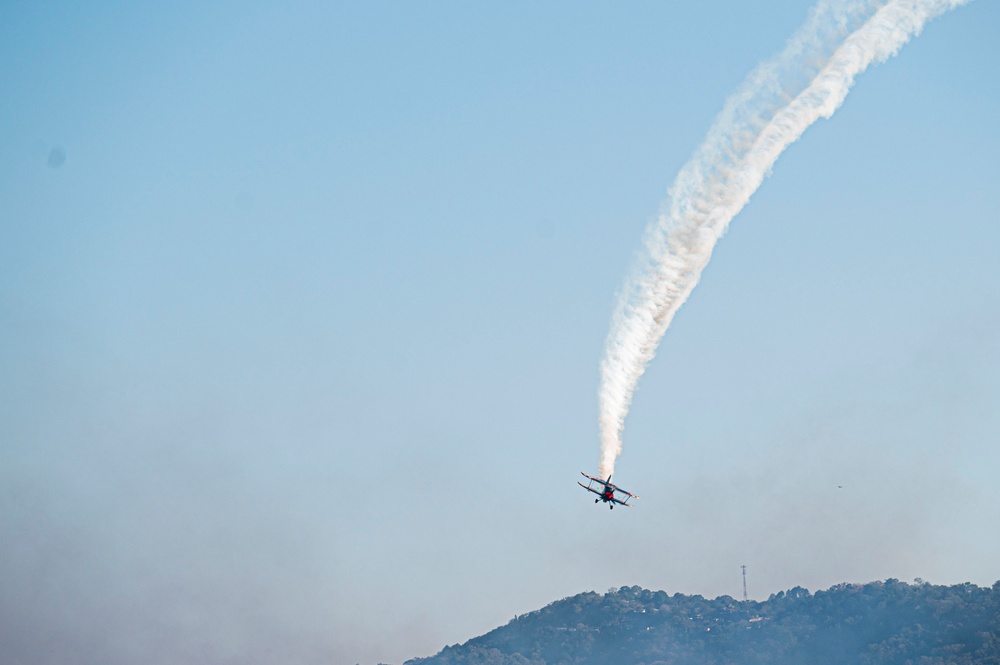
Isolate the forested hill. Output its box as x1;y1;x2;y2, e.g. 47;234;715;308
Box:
405;580;1000;665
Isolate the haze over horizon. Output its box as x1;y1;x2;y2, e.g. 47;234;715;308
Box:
2;2;998;664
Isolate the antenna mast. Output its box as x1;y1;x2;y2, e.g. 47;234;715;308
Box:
741;565;748;601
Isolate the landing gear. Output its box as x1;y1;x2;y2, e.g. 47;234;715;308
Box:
595;499;599;503
609;504;614;510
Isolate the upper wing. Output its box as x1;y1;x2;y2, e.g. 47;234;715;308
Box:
612;487;639;501
580;471;610;488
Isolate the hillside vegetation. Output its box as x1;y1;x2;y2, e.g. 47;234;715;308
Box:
406;580;1000;665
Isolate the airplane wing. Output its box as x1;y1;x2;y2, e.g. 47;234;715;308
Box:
579;471;605;485
578;481;603;496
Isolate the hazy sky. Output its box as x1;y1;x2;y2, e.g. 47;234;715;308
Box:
2;1;997;664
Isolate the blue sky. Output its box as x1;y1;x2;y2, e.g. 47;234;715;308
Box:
1;1;997;664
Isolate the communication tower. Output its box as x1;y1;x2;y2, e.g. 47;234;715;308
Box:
741;565;748;601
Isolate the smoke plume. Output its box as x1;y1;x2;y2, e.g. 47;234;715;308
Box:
597;0;970;480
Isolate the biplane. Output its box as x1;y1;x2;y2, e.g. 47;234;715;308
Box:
578;472;639;509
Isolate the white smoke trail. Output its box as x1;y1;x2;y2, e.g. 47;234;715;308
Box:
597;0;970;480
